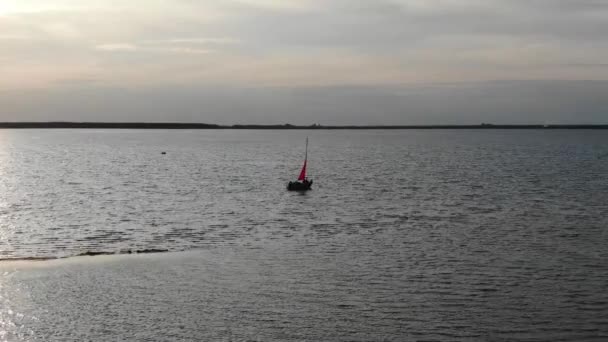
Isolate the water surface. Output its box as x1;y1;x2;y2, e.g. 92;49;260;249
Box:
0;129;607;341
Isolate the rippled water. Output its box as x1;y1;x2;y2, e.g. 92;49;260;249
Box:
0;129;607;341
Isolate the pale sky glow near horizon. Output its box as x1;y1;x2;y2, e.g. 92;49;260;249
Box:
1;0;607;124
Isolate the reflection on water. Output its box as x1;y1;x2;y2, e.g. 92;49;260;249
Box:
0;271;33;342
0;129;606;340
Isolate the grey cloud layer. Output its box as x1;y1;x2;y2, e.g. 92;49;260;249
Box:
0;0;607;123
2;81;606;124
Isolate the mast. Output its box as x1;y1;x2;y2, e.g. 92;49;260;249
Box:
305;136;308;162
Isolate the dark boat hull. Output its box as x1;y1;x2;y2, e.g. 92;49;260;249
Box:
287;180;312;191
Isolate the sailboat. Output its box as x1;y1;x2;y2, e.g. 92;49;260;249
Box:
287;137;313;191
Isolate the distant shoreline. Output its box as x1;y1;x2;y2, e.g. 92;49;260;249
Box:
0;122;607;129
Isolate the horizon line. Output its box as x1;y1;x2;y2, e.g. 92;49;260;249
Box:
0;122;607;129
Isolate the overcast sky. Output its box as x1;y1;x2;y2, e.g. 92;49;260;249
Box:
1;0;607;124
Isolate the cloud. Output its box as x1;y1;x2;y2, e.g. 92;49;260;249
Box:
94;43;213;54
144;37;240;45
2;0;608;88
0;32;31;40
95;43;137;51
0;0;607;122
1;80;607;124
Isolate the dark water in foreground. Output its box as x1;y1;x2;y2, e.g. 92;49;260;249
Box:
0;129;607;341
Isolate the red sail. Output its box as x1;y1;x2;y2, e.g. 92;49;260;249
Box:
297;159;307;181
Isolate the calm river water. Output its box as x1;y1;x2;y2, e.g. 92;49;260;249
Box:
0;129;606;341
